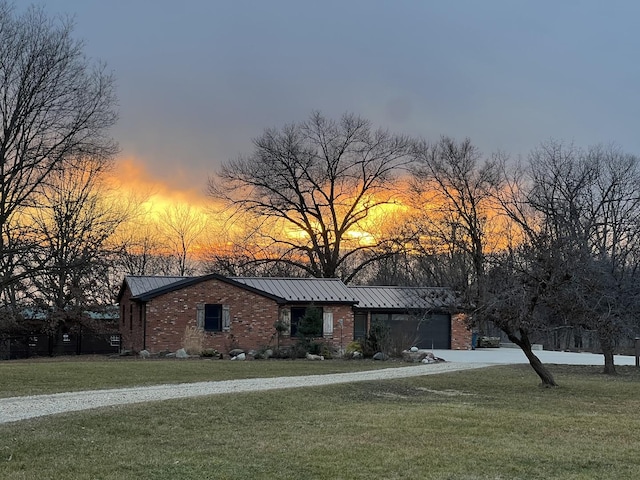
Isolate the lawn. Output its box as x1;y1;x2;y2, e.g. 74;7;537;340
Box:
0;356;408;398
1;362;639;479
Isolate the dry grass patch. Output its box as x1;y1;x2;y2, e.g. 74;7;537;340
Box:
1;365;639;479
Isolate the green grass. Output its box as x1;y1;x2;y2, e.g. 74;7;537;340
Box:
1;363;639;479
0;356;408;398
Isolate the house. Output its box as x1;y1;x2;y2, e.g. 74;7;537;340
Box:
117;274;471;354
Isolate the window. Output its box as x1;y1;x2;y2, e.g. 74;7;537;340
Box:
290;306;324;337
354;313;367;340
196;304;230;332
205;304;222;331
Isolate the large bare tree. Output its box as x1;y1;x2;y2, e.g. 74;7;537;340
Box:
0;2;117;295
28;156;128;322
410;137;501;302
209;111;414;282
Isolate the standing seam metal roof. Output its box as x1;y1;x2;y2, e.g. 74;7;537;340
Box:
125;276;190;298
349;286;458;310
231;277;356;303
122;275;457;310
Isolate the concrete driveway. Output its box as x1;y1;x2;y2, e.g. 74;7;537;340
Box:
431;347;638;366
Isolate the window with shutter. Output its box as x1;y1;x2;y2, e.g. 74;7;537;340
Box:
323;312;334;338
197;303;225;332
222;305;230;331
196;303;205;330
280;308;291;337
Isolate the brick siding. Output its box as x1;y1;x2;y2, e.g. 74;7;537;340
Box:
451;312;472;350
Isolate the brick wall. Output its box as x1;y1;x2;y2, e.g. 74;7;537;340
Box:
119;278;356;355
144;278;280;354
451;312;472;350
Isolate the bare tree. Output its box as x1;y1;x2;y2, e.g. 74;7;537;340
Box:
410;137;502;312
158;203;208;276
482;247;560;386
112;223;165;276
495;141;640;376
27;156;130;329
209;111;414;282
0;2;117;294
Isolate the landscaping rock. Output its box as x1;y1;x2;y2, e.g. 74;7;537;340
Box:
139;349;151;359
229;348;244;357
176;348;189;359
402;350;427;363
351;351;363;359
410;346;419;353
201;348;220;358
263;349;273;359
373;352;389;361
305;353;324;360
231;352;246;361
422;352;439;363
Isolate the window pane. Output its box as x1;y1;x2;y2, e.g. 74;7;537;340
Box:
204;304;222;331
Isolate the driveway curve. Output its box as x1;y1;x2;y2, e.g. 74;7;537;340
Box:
0;362;489;425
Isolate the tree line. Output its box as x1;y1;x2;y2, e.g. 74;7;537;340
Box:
1;2;639;385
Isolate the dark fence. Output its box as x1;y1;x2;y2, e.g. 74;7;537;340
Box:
0;332;121;360
484;323;639;356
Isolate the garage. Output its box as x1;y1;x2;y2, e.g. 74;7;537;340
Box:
350;285;459;349
372;312;451;350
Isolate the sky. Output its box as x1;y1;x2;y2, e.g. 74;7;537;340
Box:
32;0;640;200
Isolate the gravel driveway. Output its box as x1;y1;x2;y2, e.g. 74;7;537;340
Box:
0;362;489;425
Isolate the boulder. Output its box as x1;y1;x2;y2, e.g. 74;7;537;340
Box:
305;353;324;360
175;348;189;359
372;352;389;361
138;349;151;359
231;352;246;361
402;350;427;362
421;351;446;363
229;348;245;357
351;351;363;359
410;346;419;353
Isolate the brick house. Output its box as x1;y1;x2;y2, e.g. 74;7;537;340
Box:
117;274;471;354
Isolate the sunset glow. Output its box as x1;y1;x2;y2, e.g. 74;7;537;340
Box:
111;157;512;261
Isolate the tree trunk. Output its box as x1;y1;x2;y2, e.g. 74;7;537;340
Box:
506;329;558;387
598;330;617;375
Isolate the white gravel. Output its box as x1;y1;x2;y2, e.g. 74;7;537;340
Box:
0;362;489;424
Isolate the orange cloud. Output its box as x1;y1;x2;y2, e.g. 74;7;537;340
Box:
114;156;211;208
